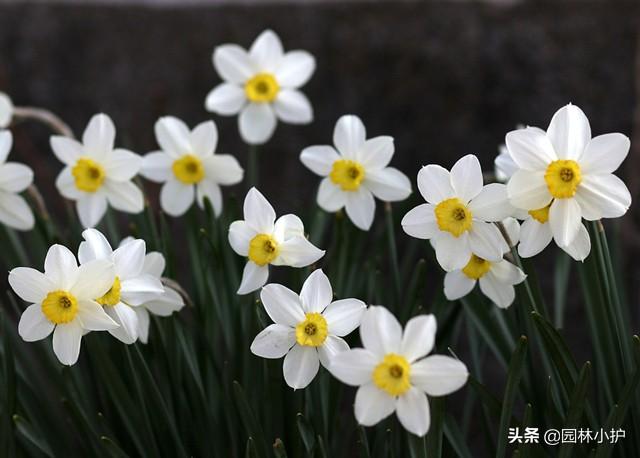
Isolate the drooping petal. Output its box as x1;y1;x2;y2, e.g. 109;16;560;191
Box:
202;154;244;185
329;348;377;385
52;321;84;365
143;288;184;316
300;145;340;176
549;198;582;248
105;149;142;181
249;30;284;72
213;44;255;84
490;260;526;285
562;223;591;262
18;304;54;342
505;127;557;170
396;387;431;437
274;50;315;88
450;154;483;203
113;239;145;279
273;213;305;243
317;178;346;212
0;191;35;231
71;259;115;301
416;165;454;204
364;167;412;202
77;300;118;331
360;306;402;356
273;90;313;124
580;133;630;174
82;114;116;161
105;302;139;344
239;103;277;145
323;298;366;337
196;180;223;216
344;187;375;231
333;115;366;159
205;83;247;115
444;270;476;301
354;383;396;426
360;136;394;170
467;221;504;262
546;104;591;160
469;183;513;222
44;244;79;291
299;269;332;313
274;236;325;268
401;314;437;362
479;273;516;308
154;117;192;159
55;167;82;200
50;136;84;166
433;232;472;272
318;335;349;368
250;323;296;358
228;220;257;256
237;262;269;295
506;169;552;210
190;120;218;158
574;174;631;220
8;267;54;303
401;204;438;240
518;218;553;258
80;228;113;263
160;179;195;217
104;180;144;214
134;307;150;344
120;275;164;306
283;344;319;389
76;193;108;228
0;163;33;193
260;283;305;326
243;187;276;234
411;355;469;396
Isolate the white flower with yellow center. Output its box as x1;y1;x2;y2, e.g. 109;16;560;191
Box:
401;154;513;271
228;187;325;295
51;113;144;228
329;306;468;437
0;92;14;128
0;131;35;230
78;229;164;344
300;115;412;231
140;117;243;217
8;244;118;366
205;29;315;145
506;104;631;252
251;269;365;389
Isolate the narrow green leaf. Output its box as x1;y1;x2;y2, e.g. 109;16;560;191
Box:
443;414;472;458
233;381;269;458
296;412;316;453
384;202;402;303
357;425;371;458
13;414;54;457
553;253;571;328
426;397;444;458
101;436;131;458
461;296;512;368
559;362;592;458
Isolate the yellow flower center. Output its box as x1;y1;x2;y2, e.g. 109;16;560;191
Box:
295;312;328;347
172;154;204;184
330;159;365;191
434;198;473;237
462;254;492;280
248;234;279;266
72;157;105;193
372;353;411;397
96;277;121;307
245;73;280;103
41;290;78;324
528;204;551;224
544;160;582;199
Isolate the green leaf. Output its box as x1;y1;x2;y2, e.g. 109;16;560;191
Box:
13;414;54;457
443;414;472;458
426;397;444;458
296;412;316;454
559;362;592;458
101;436;131;458
234;381;269;458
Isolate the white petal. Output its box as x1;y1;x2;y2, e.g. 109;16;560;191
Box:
411;355;469;396
323;298;366;337
502;216;521;247
80;228;113;262
143;251;167;278
260;283;305;326
450;155;483;203
53;321;84;365
562;223;591;261
160;180;194;217
203;154;244;186
580;133;629;174
55;167;82;200
228;220;256;256
50;136;84;165
274;50;315;88
283;344;319;389
154;116;191;158
345;187;375;231
505;127;556;170
549;198;582;247
0;163;33;193
205;83;247;115
71;259;115;300
237;262;269;295
77;300;118;331
82;114;116;161
190;121;218;158
213;44;255;84
506;169;552;210
140;152;172;183
574;174;631;220
417;165;454;204
333;115;366;158
400;314;437;363
364;167;412;202
243;187;276;234
468;221;504;262
0;191;35;231
494;148;518;182
113;239;145;279
300;269;332;313
250;323;296;359
76;193;108;228
0;130;11;162
479;273;516;308
120;275;164;306
360;306;402;356
300;145;339;176
273;90;313;124
469;183;513;222
318;335;349;368
106;303;139;344
249;30;283;72
444;270;476;301
196;180;223;216
317;177;346;212
44;244;79;291
239;103;277;145
547;104;591;160
490;260;526;285
9;267;54;303
396;387;431;437
134;307;150;344
355;383;396;426
104;180;144;214
329;348;377;385
0;93;13;129
360;136;394;170
143;288;184;316
105;149;142;181
275;236;325;267
518;218;553;258
18;304;54;342
401;204;438;240
273;214;305;240
434;232;472;271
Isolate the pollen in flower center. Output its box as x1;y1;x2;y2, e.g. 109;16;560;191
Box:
72;157;105;193
96;276;122;306
295;312;328;347
248;234;279;266
245;73;280;103
544;160;582;199
434;198;473;237
329;159;365;191
172;154;205;184
462;254;491;280
41;290;78;324
528;204;551;224
372;353;411;396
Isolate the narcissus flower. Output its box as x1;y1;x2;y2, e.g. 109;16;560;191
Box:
251;269;366;389
0;92;13;128
506;104;631;252
51;113;144;228
205;29;315;145
228;187;325;295
330;307;468;436
9;244;118;365
300;115;411;230
78;229;164;344
0;131;35;230
401;155;513;271
140;117;243;217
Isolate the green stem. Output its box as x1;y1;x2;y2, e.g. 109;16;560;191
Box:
247;144;259;188
384;202;402;304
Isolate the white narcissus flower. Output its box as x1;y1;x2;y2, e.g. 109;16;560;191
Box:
228;187;325;295
205;29;315;145
300;115;412;231
251;269;366;389
401;154;513;271
0;92;14;128
8;244;118;365
51;113;144;228
0;131;35;230
78;229;164;344
506;104;631;255
329;307;468;437
140;117;243;217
